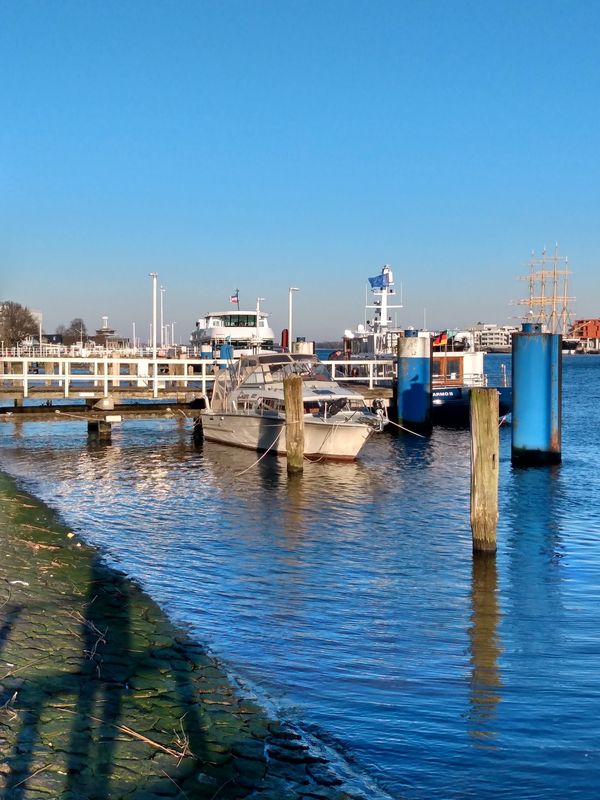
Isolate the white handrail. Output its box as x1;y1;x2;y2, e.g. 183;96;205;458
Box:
0;355;403;402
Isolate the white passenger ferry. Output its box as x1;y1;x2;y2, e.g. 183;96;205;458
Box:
190;298;275;357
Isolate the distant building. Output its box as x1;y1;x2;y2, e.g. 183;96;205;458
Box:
470;323;518;352
571;319;600;352
90;315;128;349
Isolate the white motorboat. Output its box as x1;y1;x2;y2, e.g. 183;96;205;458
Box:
190;297;275;357
201;352;386;461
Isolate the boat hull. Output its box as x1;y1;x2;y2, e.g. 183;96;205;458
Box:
200;412;374;461
432;386;512;426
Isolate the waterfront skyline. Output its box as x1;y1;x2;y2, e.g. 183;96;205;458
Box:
2;1;599;342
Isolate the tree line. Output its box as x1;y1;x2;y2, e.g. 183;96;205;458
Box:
0;300;88;347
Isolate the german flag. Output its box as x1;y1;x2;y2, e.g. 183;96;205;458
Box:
433;330;448;348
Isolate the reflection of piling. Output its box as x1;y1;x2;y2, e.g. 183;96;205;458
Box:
512;323;562;466
470;388;499;553
396;332;432;433
468;551;502;742
283;374;304;474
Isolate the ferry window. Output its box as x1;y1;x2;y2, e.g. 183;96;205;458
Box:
220;314;257;327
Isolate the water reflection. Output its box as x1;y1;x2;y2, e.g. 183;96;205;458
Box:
2;372;600;800
504;464;565;656
468;552;502;747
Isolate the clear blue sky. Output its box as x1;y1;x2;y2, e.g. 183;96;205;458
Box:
1;0;599;342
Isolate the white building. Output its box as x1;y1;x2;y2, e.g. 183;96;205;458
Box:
470;323;518;352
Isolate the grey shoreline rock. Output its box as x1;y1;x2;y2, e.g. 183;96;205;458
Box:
0;470;380;800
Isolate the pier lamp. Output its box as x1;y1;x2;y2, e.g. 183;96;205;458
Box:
149;272;158;359
160;285;166;347
288;287;300;351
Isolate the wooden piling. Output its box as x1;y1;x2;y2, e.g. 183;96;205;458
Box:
470;388;499;553
87;420;112;443
192;416;203;447
283;374;304;474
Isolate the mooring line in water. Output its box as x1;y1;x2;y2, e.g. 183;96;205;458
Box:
235;427;285;476
384;418;428;438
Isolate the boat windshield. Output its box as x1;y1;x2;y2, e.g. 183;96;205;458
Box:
238;357;331;385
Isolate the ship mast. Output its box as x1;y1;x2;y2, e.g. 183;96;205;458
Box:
517;245;574;335
366;265;403;332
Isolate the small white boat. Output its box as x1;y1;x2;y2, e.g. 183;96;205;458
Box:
201;352;386;461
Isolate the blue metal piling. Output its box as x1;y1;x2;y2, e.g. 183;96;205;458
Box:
219;343;234;362
511;322;562;466
396;331;432;432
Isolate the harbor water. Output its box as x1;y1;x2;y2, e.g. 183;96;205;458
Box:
1;354;600;798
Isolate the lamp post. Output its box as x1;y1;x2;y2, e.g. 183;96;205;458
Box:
288;287;299;351
160;285;166;347
149;273;158;359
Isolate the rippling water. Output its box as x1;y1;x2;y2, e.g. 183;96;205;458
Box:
1;354;600;799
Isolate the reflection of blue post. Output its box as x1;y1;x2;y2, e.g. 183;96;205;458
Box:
512;322;562;465
396;331;432;432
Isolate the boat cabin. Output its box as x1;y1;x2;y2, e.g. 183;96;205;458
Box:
433;351;485;387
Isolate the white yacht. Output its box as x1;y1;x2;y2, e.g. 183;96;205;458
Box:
201;352;386;461
190;298;275;357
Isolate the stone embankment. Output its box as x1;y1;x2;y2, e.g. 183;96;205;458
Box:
0;472;370;800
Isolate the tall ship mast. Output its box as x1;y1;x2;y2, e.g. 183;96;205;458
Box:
517;245;575;336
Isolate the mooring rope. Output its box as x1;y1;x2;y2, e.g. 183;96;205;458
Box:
383;418;428;438
235;426;285;476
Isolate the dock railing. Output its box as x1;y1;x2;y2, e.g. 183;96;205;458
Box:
0;355;398;401
0;356;224;400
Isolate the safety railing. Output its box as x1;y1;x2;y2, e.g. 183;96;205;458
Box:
0;356;224;399
0;356;398;400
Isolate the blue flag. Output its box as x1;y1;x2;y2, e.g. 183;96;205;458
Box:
368;273;389;289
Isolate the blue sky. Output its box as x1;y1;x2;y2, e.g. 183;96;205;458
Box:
1;0;599;342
